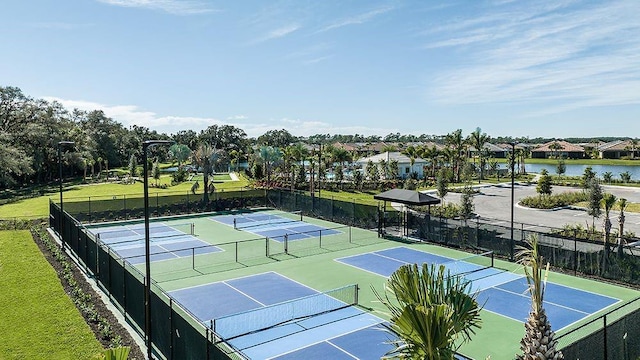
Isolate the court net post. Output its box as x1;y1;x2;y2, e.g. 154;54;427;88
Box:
284;233;289;255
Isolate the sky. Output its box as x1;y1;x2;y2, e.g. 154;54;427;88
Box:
2;0;639;139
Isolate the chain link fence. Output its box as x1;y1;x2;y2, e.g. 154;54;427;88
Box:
50;187;640;359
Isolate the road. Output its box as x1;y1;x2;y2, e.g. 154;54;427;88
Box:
425;183;640;238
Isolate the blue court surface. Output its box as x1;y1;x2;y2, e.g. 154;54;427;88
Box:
168;272;391;359
337;246;620;330
87;223;220;265
212;212;341;242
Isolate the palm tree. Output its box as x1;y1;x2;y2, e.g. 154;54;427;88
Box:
617;198;628;258
193;144;214;203
402;145;419;175
257;145;282;186
549;141;564;159
374;263;482;359
516;235;564;360
282;145;297;190
601;192;617;272
445;129;467;183
468;128;489;180
624;139;638;160
169;143;191;169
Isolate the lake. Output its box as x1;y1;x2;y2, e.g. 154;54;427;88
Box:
504;163;640;180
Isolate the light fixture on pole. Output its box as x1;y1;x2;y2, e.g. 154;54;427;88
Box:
58;141;75;249
142;139;173;360
509;142;516;261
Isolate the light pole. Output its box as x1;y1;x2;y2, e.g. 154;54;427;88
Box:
142;140;173;360
58;141;75;249
318;143;322;199
509;142;516;261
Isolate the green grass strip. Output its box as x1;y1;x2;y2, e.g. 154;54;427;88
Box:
0;230;103;359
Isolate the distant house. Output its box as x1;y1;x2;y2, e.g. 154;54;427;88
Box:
355;151;427;179
531;141;585;159
598;140;640;159
469;142;508;158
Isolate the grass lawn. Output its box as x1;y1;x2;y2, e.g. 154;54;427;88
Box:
0;230;103;359
0;172;250;220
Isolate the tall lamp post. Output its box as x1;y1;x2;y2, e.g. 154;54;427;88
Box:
142;140;173;360
509;142;516;261
318;143;322;199
58;141;75;249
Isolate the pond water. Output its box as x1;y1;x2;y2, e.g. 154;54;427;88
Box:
501;163;640;180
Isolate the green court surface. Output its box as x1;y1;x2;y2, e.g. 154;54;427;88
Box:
88;209;640;359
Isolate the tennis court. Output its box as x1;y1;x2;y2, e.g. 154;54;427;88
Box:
337;247;620;330
86;221;221;264
212;211;342;242
168;272;391;359
79;208;640;359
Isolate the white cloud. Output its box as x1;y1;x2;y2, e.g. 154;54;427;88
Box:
40;97;390;138
43;97;221;134
29;22;93;30
96;0;215;15
253;24;301;43
317;6;394;33
423;0;640;114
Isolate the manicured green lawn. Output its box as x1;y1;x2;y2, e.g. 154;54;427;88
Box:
0;172;250;220
0;231;103;359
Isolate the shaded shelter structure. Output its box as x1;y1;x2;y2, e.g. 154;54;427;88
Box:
374;189;440;237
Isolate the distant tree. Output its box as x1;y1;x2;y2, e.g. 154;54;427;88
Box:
128;154;138;178
460;182;475;224
257;146;282;185
366;160;379;181
549;141;564;159
445;129;467;183
587;179;603;231
334;165;344;183
468;127;489;180
252;162;264;180
624;139;638;160
620;171;632;183
353;169;364;191
402;146;419;175
388;159;399;179
555;160;566;179
617;198;628;258
488;158;499;180
257;129;296;148
436;168;450;204
168;144;191;168
536;169;553;197
602;171;613;184
193;144;217;203
601;192;617;273
581;166;596;189
152;159;161;186
378;159;388;180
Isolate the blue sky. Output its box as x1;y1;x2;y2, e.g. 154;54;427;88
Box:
2;0;639;139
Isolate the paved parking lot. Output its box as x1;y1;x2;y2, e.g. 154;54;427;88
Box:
426;183;640;237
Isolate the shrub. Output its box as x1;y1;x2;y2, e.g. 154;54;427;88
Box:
520;191;588;209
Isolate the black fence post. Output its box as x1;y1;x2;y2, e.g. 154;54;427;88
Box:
603;314;607;360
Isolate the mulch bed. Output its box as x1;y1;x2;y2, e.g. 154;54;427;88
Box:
31;225;145;360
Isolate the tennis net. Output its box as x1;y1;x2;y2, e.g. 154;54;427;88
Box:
441;251;494;277
212;283;358;341
233;211;302;230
